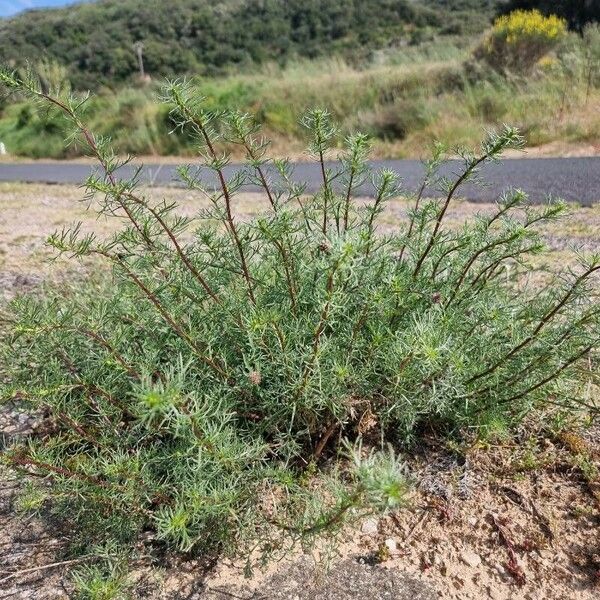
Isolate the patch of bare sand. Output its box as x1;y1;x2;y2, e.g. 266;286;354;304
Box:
0;139;599;165
191;430;599;600
2;425;598;599
503;141;600;159
1;183;598;291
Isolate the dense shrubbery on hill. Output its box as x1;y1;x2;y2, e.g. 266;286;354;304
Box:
1;27;598;160
0;2;597;160
0;0;496;89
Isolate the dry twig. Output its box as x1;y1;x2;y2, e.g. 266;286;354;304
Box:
0;556;93;586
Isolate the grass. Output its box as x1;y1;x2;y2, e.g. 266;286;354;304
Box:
0;35;598;159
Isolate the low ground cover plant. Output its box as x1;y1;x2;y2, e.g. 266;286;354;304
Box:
0;70;598;570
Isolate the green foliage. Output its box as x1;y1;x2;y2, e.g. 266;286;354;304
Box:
425;0;499;35
2;28;599;160
0;71;598;565
0;0;495;90
71;564;131;600
582;24;600;96
363;97;435;141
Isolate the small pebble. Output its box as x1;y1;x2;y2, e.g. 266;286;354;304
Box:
459;550;482;568
361;517;379;536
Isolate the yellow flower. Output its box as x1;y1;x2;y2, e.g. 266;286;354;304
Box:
492;9;567;46
537;55;557;70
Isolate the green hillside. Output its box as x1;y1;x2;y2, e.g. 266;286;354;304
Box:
0;0;496;89
0;0;597;160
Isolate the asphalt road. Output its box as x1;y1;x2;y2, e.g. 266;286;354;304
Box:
1;157;599;205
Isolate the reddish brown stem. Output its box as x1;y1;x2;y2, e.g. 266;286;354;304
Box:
398;178;427;263
40;91;220;304
241;142;299;312
413;155;487;278
9;453;108;488
102;251;228;379
444;231;522;308
191;115;256;305
295;261;340;400
313;421;339;460
342;168;356;233
500;345;593;405
124;192;220;303
79;328;141;379
468;264;599;384
319;150;331;235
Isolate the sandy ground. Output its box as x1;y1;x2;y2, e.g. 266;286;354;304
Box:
0;139;599;165
0;182;598;285
0;183;599;599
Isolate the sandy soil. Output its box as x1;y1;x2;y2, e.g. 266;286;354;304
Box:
1;182;598;287
0;140;599;165
0;184;598;599
2;418;598;599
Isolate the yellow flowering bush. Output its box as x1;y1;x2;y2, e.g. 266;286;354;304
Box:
479;9;567;71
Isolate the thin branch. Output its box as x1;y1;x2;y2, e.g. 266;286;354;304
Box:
179;104;256;305
499;345;593;405
468;264;599;384
319;150;332;235
100;251;229;379
413;154;487;278
35;88;221;304
0;557;94;586
398;178;427;263
78;328;141;380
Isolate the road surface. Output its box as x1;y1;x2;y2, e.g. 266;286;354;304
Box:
1;157;599;205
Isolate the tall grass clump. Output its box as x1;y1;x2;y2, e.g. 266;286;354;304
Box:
0;69;598;566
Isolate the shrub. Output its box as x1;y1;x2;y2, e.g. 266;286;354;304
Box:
363;98;434;140
0;69;598;566
583;24;600;100
478;9;568;72
497;0;600;33
464;81;510;122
